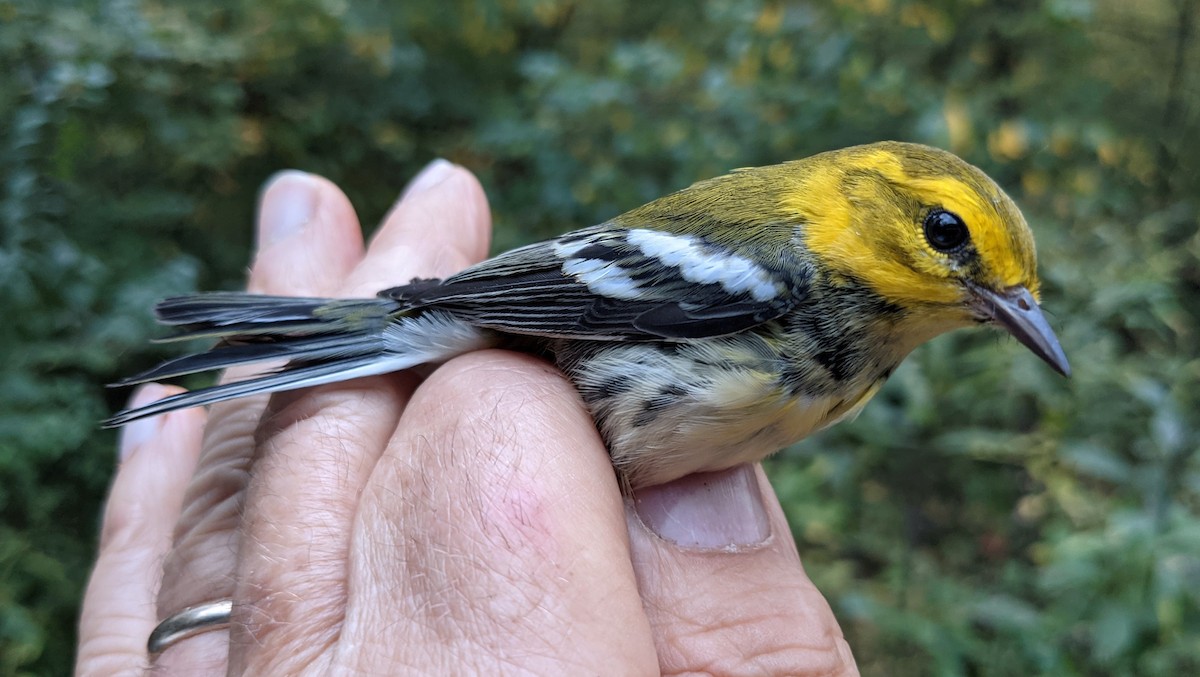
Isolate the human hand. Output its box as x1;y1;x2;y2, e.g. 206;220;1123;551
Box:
77;161;857;675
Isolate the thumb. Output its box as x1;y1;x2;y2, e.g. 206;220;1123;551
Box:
626;464;858;676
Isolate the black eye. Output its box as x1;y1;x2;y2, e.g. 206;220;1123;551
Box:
923;209;969;252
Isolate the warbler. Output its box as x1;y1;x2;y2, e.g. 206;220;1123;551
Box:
107;141;1069;489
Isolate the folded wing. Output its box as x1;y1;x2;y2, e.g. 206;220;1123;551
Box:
383;226;809;341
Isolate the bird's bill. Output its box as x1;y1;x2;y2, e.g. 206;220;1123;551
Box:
967;283;1071;377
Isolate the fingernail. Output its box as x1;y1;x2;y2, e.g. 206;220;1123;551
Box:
400;158;456;200
257;170;319;246
118;384;169;462
632;464;771;550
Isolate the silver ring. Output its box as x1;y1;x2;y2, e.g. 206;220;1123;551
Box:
147;599;233;655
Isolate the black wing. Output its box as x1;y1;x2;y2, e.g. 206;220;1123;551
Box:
381;226;810;341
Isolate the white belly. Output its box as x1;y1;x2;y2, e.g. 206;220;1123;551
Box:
567;343;882;488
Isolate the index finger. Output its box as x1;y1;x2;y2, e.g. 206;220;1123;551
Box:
341;351;660;673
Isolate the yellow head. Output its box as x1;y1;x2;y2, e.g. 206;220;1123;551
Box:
784;142;1068;375
612;141;1068;375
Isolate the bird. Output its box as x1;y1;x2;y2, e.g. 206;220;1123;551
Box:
106;141;1069;489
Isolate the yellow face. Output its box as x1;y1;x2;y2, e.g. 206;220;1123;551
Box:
786;142;1041;311
784;142;1068;375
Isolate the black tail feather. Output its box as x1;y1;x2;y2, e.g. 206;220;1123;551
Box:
155;293;339;326
117;332;386;385
106;292;408;425
103;355;391;427
114;293;400;381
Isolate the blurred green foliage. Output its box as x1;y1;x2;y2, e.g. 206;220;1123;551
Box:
2;0;1198;674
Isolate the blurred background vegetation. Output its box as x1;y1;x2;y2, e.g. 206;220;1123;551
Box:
2;0;1198;674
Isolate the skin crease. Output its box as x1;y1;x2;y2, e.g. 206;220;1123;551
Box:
77;163;857;675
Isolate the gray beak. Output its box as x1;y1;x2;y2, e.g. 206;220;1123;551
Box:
967;283;1070;377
